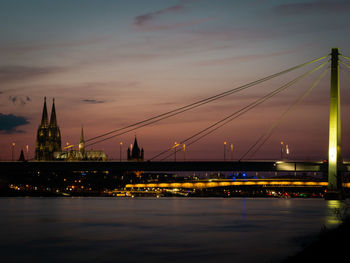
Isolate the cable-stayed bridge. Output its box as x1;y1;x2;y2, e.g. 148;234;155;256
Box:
2;48;350;199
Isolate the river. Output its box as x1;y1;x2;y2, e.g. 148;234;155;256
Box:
0;197;347;263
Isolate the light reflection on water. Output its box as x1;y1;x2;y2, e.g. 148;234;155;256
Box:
0;198;347;263
326;200;348;227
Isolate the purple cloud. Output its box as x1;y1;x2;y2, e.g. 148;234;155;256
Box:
82;99;106;104
273;0;350;15
134;3;185;26
9;95;31;105
0;113;29;133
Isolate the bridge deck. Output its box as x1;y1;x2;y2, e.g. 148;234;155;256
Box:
1;160;349;173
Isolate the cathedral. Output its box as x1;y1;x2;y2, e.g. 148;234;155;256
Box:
127;137;144;161
35;97;61;160
35;97;107;161
54;126;107;161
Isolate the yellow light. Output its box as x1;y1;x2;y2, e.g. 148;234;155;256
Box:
329;147;337;162
63;144;74;149
171;142;180;149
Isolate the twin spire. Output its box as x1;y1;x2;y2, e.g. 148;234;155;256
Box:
41;97;57;128
36;97;61;160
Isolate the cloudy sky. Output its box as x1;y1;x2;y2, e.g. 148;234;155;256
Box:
1;0;350;161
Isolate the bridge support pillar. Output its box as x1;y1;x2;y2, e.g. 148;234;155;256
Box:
326;48;344;200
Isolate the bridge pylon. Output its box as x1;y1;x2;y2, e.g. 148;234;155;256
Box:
326;48;344;200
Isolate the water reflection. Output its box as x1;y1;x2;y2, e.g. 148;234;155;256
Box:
0;198;345;263
325;200;348;228
241;198;247;219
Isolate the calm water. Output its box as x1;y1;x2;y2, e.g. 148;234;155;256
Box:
0;197;347;263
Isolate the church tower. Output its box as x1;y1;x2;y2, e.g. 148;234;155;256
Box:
127;136;144;161
35;97;49;160
49;98;61;155
35;97;61;160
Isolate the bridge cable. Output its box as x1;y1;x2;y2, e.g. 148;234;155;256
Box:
340;60;350;69
84;55;329;147
340;54;350;60
154;61;328;161
240;66;330;160
151;61;329;161
161;61;329;161
340;67;350;82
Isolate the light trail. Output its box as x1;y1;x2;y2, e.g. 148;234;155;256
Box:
125;180;338;189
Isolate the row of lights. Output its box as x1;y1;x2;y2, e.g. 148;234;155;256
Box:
117;140;290;161
10;140;290;161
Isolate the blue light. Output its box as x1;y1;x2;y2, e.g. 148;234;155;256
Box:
243;173;246;177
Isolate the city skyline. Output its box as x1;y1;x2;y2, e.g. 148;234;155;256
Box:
1;0;350;160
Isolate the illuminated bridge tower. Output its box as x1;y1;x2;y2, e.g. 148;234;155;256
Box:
326;48;343;200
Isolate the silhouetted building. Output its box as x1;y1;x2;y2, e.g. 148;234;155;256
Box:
54;126;107;161
18;149;25;162
127;137;144;161
35;97;61;160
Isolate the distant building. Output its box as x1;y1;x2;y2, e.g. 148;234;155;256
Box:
35;97;61;160
18;150;25;162
127;137;144;161
54;126;108;161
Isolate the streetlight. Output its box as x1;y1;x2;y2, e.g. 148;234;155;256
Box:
11;142;15;161
224;141;227;161
183;144;186;161
280;141;284;159
120;141;123;162
286;144;290;159
173;142;180;161
26;144;29;160
230;143;234;161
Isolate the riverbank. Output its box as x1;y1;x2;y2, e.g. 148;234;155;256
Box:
283;215;350;262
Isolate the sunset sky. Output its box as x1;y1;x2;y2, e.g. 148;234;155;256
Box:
1;0;350;161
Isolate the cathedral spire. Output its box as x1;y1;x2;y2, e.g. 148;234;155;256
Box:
133;136;139;150
50;98;57;127
128;136;143;161
79;125;85;153
80;125;85;143
41;97;49;127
